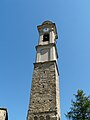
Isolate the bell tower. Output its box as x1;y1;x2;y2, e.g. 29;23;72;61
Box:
27;21;61;120
36;21;58;63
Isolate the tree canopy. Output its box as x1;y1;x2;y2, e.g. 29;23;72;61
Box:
65;90;90;120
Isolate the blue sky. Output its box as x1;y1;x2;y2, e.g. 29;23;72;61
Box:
0;0;90;120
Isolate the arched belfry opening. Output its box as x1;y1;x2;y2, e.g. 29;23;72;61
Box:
43;33;49;42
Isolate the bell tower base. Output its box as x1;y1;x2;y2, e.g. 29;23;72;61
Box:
27;61;60;120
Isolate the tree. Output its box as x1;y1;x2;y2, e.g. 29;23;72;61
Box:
65;90;90;120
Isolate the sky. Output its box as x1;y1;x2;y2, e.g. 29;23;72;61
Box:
0;0;90;120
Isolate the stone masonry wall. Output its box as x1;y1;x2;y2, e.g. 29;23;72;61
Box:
27;61;60;120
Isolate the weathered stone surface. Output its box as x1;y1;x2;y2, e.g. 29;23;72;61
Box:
27;61;60;120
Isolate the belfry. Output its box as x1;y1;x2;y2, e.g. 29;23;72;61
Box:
27;21;61;120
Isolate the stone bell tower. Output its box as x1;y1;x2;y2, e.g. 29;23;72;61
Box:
27;21;61;120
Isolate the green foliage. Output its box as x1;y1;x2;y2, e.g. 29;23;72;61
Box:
65;90;90;120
